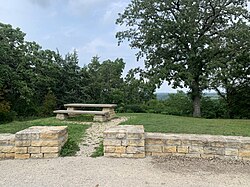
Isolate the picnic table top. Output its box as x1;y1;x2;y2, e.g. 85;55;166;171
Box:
64;103;117;108
53;110;109;115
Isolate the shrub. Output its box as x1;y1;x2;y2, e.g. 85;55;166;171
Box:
91;142;104;157
124;104;146;113
144;99;166;113
60;138;79;156
0;101;16;124
39;90;57;117
164;91;192;116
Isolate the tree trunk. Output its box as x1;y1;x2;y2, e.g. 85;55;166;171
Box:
191;80;201;117
193;95;201;117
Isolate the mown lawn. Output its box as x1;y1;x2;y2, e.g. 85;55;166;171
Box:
0;117;90;156
118;113;250;137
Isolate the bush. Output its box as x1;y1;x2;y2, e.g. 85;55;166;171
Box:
201;97;227;118
164;91;192;116
124;104;146;113
0;101;16;124
39;90;57;117
91;142;104;157
60;138;80;156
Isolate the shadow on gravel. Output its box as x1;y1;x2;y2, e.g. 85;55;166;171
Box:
152;156;250;174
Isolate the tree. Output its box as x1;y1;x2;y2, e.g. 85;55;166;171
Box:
116;0;249;117
86;57;126;104
123;68;156;104
209;22;250;118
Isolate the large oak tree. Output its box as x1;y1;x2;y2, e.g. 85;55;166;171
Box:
116;0;249;117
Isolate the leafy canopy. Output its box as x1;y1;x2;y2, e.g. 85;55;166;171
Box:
116;0;250;117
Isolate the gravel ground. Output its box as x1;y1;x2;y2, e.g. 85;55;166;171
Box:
1;156;250;187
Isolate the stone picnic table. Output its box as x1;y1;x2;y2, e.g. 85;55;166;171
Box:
54;103;117;122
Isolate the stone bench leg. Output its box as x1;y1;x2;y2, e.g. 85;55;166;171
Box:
67;107;77;117
56;114;68;120
102;108;115;119
93;114;108;122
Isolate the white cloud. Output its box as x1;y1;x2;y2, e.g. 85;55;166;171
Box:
28;0;54;8
68;0;109;15
102;2;129;24
67;0;129;18
80;37;114;55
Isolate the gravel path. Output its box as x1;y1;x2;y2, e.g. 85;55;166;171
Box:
0;156;250;187
75;117;128;157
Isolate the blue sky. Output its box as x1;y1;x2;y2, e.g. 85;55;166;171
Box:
1;1;249;93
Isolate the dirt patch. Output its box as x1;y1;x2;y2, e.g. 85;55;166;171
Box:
152;156;250;174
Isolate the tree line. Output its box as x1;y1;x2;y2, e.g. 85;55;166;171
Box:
0;22;155;122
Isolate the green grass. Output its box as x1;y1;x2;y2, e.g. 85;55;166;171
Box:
0;117;90;156
66;114;94;122
91;141;104;158
118;113;250;137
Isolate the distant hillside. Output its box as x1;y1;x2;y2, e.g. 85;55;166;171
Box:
156;92;219;100
156;93;170;100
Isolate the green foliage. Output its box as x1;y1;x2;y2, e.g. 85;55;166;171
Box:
39;90;57;117
124;104;146;113
119;113;250;137
66;114;93;122
91;142;104;158
0;101;16;124
143;99;165;114
116;0;250;117
164;92;192;116
60;137;80;157
226;84;250;119
209;22;250;118
201;97;227;119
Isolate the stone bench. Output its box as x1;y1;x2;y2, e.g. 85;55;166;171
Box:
53;110;110;122
64;103;117;119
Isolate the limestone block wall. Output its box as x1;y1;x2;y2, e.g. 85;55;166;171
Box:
104;125;250;161
15;126;68;159
0;134;15;159
146;133;250;161
103;125;145;158
0;126;68;160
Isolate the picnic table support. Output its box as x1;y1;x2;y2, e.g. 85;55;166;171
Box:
102;108;115;119
67;107;77;117
56;113;68;120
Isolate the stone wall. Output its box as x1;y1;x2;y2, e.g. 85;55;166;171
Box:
103;125;145;158
0;134;15;159
104;125;250;161
145;133;250;161
0;126;68;160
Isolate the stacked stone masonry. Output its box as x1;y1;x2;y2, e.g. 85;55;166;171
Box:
104;125;250;161
0;126;68;160
0;134;15;159
103;125;145;158
145;133;250;161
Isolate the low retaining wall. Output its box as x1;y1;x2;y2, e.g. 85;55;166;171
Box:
0;134;15;159
145;133;250;161
104;125;250;161
0;126;68;160
103;125;145;158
